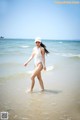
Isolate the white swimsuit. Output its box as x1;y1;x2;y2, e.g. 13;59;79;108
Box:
34;47;43;66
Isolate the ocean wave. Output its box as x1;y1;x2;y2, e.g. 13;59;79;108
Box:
0;51;26;56
54;53;80;58
46;65;54;71
62;53;80;58
20;45;30;48
27;65;54;74
59;42;63;44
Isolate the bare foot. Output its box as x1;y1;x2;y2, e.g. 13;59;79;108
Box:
25;89;33;93
40;89;45;92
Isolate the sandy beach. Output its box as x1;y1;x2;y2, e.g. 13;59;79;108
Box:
0;56;80;120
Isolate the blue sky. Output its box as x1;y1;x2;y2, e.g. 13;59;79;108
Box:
0;0;80;40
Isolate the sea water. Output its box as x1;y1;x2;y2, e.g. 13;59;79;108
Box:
0;38;80;78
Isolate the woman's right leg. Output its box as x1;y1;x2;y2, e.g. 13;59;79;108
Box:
29;63;43;92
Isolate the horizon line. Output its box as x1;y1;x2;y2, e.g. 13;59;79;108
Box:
0;37;80;41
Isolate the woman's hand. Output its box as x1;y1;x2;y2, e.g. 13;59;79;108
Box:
24;62;28;67
24;52;35;67
43;66;46;71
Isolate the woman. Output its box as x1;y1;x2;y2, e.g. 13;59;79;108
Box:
24;38;49;92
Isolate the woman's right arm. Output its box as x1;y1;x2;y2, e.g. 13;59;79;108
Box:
24;50;35;67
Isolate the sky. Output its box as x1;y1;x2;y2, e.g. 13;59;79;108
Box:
0;0;80;40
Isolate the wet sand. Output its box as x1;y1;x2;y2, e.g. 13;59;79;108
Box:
0;59;80;120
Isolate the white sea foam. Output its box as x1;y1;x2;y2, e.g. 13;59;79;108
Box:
27;65;54;74
61;53;80;58
59;42;63;44
21;45;30;48
46;65;54;71
54;53;80;58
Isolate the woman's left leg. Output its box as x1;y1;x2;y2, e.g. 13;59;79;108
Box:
37;72;44;91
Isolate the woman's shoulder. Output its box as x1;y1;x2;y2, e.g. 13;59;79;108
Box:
40;47;44;51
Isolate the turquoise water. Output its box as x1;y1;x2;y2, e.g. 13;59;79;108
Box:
0;38;80;77
0;39;80;57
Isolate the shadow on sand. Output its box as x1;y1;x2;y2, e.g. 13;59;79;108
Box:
29;89;62;95
43;89;62;94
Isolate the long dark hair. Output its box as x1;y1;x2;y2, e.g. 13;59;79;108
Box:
40;42;49;54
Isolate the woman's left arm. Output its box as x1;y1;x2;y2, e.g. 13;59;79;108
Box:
41;48;46;70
